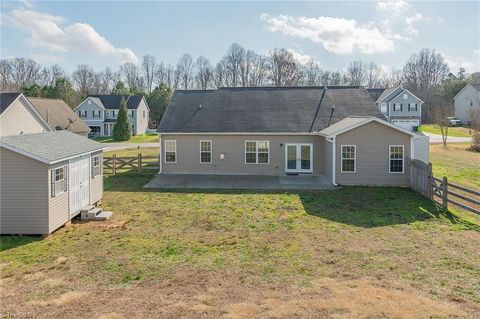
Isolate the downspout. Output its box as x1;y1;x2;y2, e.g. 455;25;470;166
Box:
158;135;163;174
325;136;338;186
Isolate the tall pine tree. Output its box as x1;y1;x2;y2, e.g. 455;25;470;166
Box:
112;97;132;141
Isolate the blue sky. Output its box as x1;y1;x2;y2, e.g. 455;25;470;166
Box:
1;0;479;73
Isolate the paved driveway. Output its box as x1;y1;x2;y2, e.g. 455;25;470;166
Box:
423;132;471;144
144;174;334;190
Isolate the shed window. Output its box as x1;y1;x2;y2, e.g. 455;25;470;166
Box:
165;140;176;163
200;140;212;163
341;145;356;173
91;155;101;177
389;146;404;173
51;166;67;197
245;141;269;164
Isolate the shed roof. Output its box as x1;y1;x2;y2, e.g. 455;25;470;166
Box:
158;86;383;133
0;130;104;164
27;97;91;134
0;92;21;114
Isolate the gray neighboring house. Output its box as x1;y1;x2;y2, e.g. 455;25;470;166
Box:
373;86;423;131
74;95;150;137
0;131;104;235
0;93;52;136
454;83;480;125
157;87;429;187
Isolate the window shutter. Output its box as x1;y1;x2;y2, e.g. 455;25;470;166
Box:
400;104;403;111
51;169;55;197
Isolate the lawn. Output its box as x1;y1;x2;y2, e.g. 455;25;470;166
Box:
93;133;159;143
430;143;480;189
1;172;479;318
419;124;472;138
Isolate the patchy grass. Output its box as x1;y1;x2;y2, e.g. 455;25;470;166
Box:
94;133;159;143
1;173;479;318
430;143;480;189
104;147;159;158
420;124;472;137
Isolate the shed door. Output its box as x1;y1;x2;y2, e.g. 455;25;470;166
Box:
69;155;90;217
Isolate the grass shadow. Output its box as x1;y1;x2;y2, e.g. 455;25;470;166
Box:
0;236;42;252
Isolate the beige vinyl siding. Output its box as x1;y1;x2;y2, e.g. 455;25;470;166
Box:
90;151;103;204
135;99;149;135
335;121;411;186
0;148;49;234
0;98;49;136
48;160;70;233
162;134;324;175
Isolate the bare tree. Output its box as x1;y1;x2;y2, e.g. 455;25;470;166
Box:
98;67;117;93
72;64;96;96
224;43;245;86
365;62;384;88
240;50;255;87
9;58;41;90
142;55;158;93
195;56;213;90
303;59;322;86
213;59;227;88
249;53;269;87
121;62;142;89
431;95;452;148
347;61;367;86
0;59;12;91
176;53;194;89
269;48;302;86
164;64;175;89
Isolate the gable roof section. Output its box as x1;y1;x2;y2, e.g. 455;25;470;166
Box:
27;97;91;134
376;87;402;103
0;92;21;114
0;130;104;164
158;87;384;133
367;88;385;101
319;116;416;138
453;83;480;100
85;95;145;110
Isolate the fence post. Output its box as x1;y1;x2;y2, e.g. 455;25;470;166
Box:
442;176;448;209
427;163;433;200
137;153;142;174
113;155;117;176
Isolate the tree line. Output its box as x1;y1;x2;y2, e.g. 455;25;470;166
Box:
1;43;478;123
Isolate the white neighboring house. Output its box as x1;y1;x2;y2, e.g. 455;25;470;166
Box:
373;86;423;131
454;83;480;125
74;95;150;137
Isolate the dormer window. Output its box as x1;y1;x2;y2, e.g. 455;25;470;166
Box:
403;93;408;100
88;99;92;104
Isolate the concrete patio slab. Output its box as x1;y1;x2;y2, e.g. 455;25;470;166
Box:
144;174;334;190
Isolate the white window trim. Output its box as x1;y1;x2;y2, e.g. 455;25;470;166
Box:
394;103;402;111
164;140;177;163
199;140;212;164
340;145;356;173
389;145;404;174
245;140;270;165
52;166;67;197
92;155;101;177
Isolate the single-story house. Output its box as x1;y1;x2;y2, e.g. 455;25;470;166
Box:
28;97;91;137
0;131;104;235
0;92;52;136
157;87;429;187
454;83;480;125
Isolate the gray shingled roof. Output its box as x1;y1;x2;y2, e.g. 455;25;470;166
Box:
0;130;104;164
471;84;480;92
0;92;21;114
28;97;91;134
158;87;384;133
376;87;403;103
87;95;145;110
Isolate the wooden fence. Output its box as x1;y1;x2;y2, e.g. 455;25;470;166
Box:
103;154;159;175
409;159;480;214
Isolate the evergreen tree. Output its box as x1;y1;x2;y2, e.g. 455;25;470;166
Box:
146;84;173;125
112;97;131;141
111;81;129;95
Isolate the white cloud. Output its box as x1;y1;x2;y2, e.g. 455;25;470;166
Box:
376;0;410;15
5;8;138;64
442;52;480;73
261;14;394;55
287;48;319;65
405;13;424;35
30;53;65;64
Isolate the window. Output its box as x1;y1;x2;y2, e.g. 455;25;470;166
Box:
112;111;116;118
245;141;269;164
408;103;417;111
403;93;408;100
98;110;101;117
131;110;134;117
51;166;67;197
143;110;146;118
91;155;101;177
389;146;404;173
92;110;95;118
84;110;87;118
78;110;82;117
165;140;176;163
380;103;387;113
394;103;402;111
341;145;356;173
200;140;212;163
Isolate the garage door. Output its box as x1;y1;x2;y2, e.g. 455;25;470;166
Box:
392;119;419;131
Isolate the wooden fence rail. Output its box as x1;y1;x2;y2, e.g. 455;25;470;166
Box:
103;154;159;175
410;159;479;215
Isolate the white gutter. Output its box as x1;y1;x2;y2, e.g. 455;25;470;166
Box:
158;135;163;174
325;136;337;186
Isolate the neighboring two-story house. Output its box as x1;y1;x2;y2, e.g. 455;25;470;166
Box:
74;95;150;136
454;83;480;125
372;87;423;131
